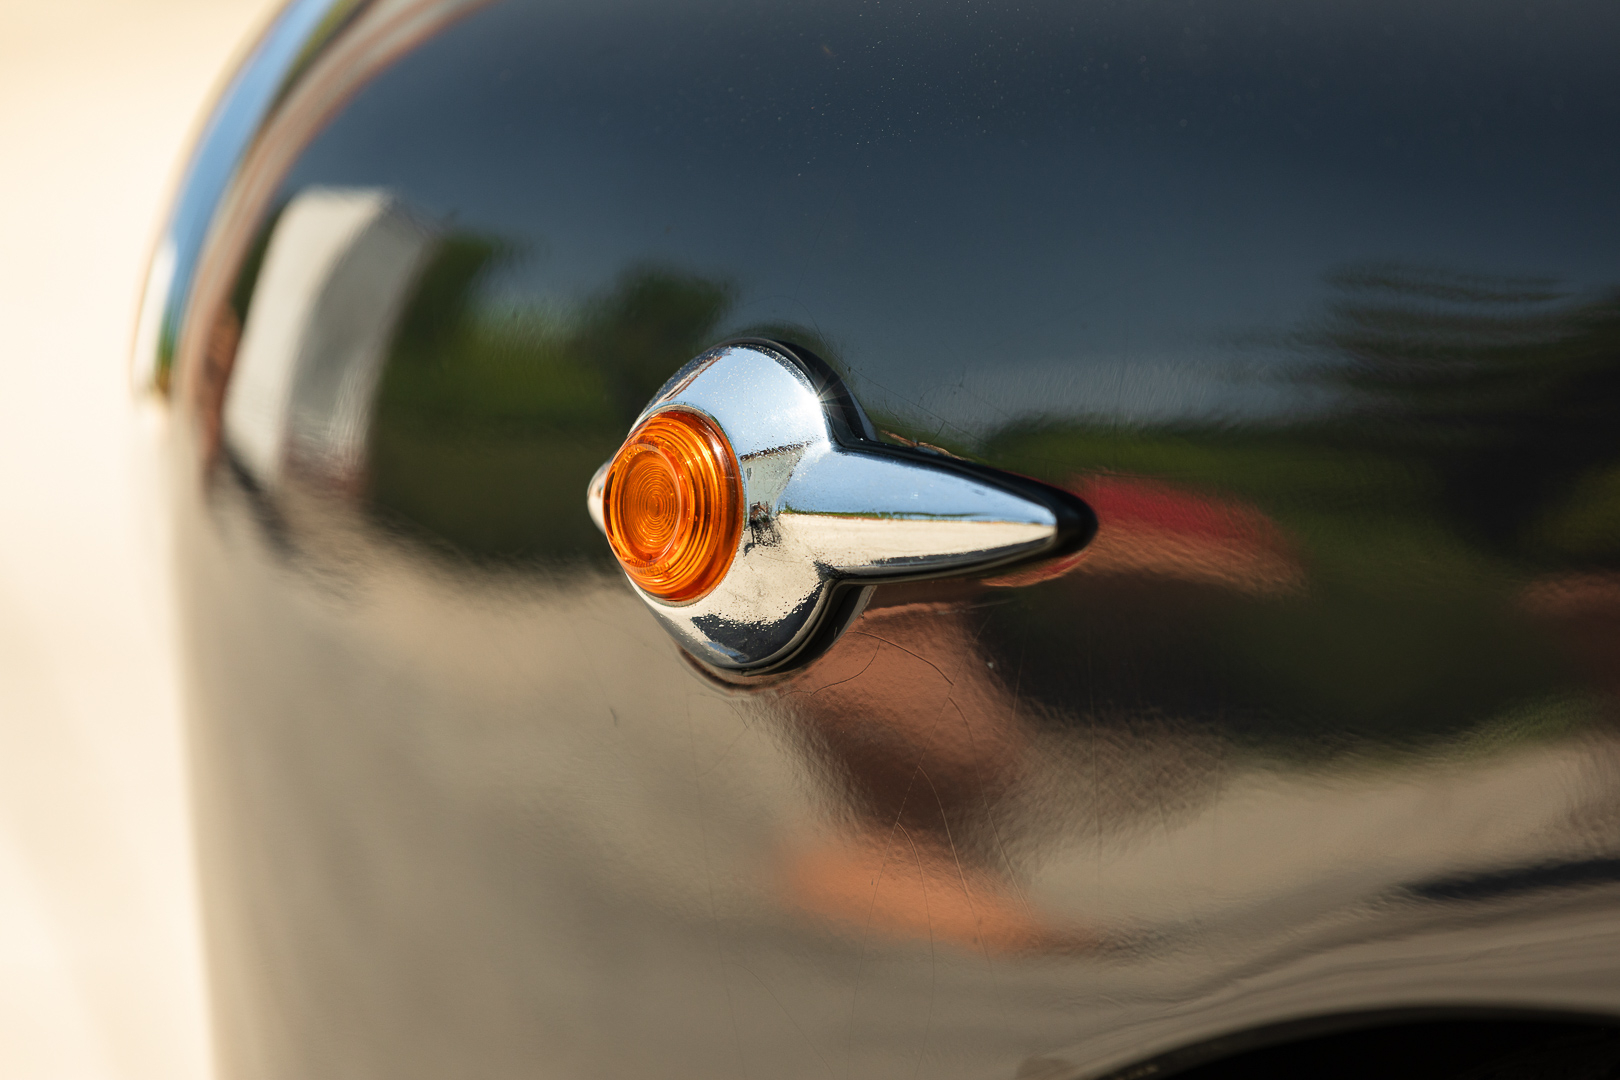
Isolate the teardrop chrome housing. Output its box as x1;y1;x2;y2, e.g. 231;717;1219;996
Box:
587;340;1095;674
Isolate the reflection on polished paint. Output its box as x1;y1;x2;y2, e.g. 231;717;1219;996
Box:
985;475;1305;594
213;190;1620;960
241;233;1620;962
368;242;740;559
973;269;1620;755
774;594;1103;954
223;188;434;490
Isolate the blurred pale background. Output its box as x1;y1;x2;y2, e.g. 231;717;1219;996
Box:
0;1;279;1076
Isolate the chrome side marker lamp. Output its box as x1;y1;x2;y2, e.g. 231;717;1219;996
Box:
587;340;1095;674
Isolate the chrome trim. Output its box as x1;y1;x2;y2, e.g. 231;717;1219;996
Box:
132;0;363;396
587;341;1093;673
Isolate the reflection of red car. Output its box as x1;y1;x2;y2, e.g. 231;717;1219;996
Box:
141;0;1620;1076
991;473;1303;594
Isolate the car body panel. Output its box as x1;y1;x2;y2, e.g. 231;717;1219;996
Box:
156;1;1620;1076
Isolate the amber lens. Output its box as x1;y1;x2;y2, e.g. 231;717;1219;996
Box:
601;409;742;602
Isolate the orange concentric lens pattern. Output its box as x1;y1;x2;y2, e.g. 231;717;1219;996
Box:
601;409;742;603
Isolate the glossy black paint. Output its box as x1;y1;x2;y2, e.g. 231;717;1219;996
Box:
1110;1014;1620;1080
163;0;1620;1077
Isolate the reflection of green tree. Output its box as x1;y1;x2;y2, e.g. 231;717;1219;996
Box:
368;238;842;561
368;239;731;559
1309;265;1620;563
976;267;1620;755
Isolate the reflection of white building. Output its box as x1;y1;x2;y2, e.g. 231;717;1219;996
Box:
222;187;435;491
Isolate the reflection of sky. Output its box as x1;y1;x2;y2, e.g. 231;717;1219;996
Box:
282;0;1620;438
